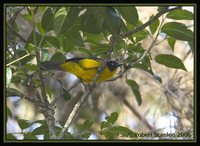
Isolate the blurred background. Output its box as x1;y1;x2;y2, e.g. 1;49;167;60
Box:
6;6;194;140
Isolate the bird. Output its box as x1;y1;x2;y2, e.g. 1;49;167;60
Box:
40;57;123;83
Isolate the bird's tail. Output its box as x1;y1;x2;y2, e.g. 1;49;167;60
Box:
40;61;63;71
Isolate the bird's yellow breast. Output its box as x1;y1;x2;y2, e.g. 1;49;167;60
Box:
59;59;117;83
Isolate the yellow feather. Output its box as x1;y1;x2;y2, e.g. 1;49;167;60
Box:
59;59;118;83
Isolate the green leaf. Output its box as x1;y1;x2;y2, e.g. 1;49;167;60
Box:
103;7;121;35
62;87;71;101
126;79;142;106
54;7;67;36
155;54;187;71
132;63;153;75
41;48;49;61
166;9;194;20
44;133;50;139
26;30;45;47
7;106;12;123
11;76;21;83
84;32;105;44
32;120;47;126
83;120;93;130
45;85;52;98
81;132;91;139
128;44;145;53
121;21;135;43
32;127;49;138
149;15;160;34
80;7;104;34
22;14;32;21
42;8;54;32
106;112;118;124
7;106;12;118
7;134;17;140
130;55;153;75
62;26;84;52
24;133;37;140
50;52;66;62
79;120;93;131
45;36;60;49
100;126;134;139
18;119;33;130
133;29;149;42
101;121;110;130
37;22;45;35
32;125;49;135
77;48;92;55
54;7;80;36
26;43;36;53
25;64;38;71
63;132;75;139
39;6;46;13
33;79;40;87
167;37;176;51
16;50;35;66
90;44;109;56
161;22;193;41
117;6;139;26
6;67;12;87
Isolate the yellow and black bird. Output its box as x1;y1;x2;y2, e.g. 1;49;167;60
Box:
41;57;123;83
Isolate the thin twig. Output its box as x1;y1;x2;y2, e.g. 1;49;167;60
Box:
6;9;55;139
9;7;25;23
104;7;181;83
31;7;56;139
31;8;48;104
123;98;155;131
118;6;181;38
50;80;81;107
7;24;28;43
57;90;93;139
7;7;43;105
57;35;118;139
7;7;27;43
137;15;165;63
6;53;30;67
24;95;46;107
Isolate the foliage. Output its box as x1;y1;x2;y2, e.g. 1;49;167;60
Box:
99;112;135;139
5;5;194;141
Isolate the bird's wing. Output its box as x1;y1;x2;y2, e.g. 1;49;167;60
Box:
78;58;102;70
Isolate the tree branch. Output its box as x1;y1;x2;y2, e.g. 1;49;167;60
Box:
50;80;81;108
106;7;181;83
57;90;92;139
6;53;30;67
7;24;28;43
30;7;56;139
57;35;118;139
119;6;181;38
7;7;27;43
57;9;184;135
137;15;165;63
24;95;46;107
123;98;155;131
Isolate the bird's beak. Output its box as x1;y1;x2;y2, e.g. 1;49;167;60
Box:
117;63;123;67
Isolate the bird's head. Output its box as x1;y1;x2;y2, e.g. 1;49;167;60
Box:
106;60;123;72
